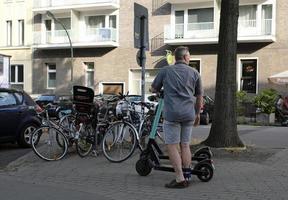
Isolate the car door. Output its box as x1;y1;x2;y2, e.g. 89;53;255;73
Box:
0;91;22;139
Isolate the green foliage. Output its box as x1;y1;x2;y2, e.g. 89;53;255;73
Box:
236;91;253;116
253;88;279;114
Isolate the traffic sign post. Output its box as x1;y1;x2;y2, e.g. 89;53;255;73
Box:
134;3;149;103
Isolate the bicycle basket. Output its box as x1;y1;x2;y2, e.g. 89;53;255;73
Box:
116;100;130;119
73;85;95;114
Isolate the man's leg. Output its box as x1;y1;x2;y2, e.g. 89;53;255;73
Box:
180;143;191;168
163;121;185;183
166;144;185;182
180;121;193;180
180;121;193;167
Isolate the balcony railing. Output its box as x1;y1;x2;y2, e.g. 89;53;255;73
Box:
33;28;117;46
164;19;273;41
47;30;71;44
33;0;118;9
175;24;184;38
187;22;214;31
262;19;272;35
82;28;117;42
238;19;257;28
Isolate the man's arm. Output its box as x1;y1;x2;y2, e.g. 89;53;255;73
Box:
150;68;165;93
194;75;203;126
193;95;203;126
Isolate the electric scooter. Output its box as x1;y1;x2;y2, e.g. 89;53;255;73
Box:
135;91;215;182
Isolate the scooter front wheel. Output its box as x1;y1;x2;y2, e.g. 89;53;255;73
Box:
195;163;214;182
136;158;152;176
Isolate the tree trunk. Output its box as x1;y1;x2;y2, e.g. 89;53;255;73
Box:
202;0;244;147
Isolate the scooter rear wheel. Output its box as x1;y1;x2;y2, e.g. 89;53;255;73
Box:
195;163;214;182
136;158;152;176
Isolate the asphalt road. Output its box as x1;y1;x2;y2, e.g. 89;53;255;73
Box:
0;144;31;169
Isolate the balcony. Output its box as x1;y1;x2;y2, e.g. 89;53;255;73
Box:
164;19;275;45
33;28;118;49
33;0;119;13
166;0;212;4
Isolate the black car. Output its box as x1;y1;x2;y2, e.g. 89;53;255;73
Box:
0;88;41;147
35;94;59;108
200;95;214;125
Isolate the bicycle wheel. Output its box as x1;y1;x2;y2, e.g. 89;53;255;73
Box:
58;114;77;146
31;126;68;161
102;121;137;163
76;124;93;157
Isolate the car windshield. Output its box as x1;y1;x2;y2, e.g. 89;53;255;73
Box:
37;95;56;101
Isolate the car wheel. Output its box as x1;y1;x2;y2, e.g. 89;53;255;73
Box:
201;113;210;125
17;124;38;148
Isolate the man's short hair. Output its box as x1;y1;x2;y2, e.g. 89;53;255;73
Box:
174;46;189;61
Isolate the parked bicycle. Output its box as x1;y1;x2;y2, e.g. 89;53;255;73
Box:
101;92;163;163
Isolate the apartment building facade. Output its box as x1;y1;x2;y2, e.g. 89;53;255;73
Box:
157;0;287;96
0;0;33;93
31;0;169;96
3;0;283;96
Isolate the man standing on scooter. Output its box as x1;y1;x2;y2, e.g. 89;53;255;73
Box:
151;46;203;188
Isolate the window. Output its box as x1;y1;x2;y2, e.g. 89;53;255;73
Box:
109;15;116;28
262;5;272;35
188;8;214;30
6;21;12;46
55;18;71;30
189;60;201;73
175;11;184;38
87;16;105;28
45;20;52;43
84;62;94;89
10;65;24;84
0;92;17;107
239;5;257;28
240;59;257;94
18;20;24;45
45;20;52;31
47;64;56;89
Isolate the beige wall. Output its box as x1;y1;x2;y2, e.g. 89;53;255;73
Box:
0;0;33;93
32;0;288;97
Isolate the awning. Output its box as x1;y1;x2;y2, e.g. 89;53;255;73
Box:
268;71;288;85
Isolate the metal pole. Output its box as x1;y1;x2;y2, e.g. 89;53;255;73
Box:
140;16;146;103
46;11;74;85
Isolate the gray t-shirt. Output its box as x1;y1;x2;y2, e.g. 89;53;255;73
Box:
151;61;203;122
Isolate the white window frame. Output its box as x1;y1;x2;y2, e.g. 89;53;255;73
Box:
47;64;56;89
238;57;259;94
84;62;95;88
99;82;125;94
189;58;202;75
10;65;24;85
18;19;24;46
6;20;12;46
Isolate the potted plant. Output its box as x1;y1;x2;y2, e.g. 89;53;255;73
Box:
253;88;278;125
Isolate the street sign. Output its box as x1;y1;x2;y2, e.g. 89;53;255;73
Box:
134;3;149;103
134;3;149;50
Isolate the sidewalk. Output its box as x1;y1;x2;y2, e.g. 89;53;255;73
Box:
1;146;288;200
